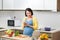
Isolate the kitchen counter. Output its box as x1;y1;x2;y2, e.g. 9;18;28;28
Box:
0;26;60;33
0;27;60;40
39;29;60;33
0;27;23;32
0;29;7;31
1;34;32;40
0;26;23;39
39;29;60;40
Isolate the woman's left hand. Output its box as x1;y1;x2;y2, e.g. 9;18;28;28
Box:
24;23;33;28
27;24;33;28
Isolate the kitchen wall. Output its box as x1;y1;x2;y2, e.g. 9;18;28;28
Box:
0;11;60;30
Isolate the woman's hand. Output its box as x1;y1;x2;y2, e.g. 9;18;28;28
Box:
27;24;33;29
24;22;27;27
24;22;33;29
24;22;30;26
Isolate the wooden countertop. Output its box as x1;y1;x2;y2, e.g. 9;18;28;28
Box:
1;34;32;40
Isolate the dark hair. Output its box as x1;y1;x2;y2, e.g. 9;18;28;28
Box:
25;8;33;16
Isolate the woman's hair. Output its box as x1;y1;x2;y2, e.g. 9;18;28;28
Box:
25;8;33;16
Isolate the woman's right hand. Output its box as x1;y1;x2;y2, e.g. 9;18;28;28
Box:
24;22;27;27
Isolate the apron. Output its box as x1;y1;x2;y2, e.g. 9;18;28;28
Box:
23;19;34;37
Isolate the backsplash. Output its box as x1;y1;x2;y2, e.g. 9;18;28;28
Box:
0;11;60;30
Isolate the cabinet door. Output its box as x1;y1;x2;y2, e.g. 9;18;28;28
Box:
0;0;2;9
45;0;57;11
3;0;14;10
27;0;44;10
14;0;28;10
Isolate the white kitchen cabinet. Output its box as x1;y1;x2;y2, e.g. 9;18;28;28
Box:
14;0;44;10
0;0;2;10
14;0;28;10
2;0;57;12
13;0;57;11
3;0;14;10
45;0;57;11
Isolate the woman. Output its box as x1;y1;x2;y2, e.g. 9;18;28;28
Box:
22;8;38;37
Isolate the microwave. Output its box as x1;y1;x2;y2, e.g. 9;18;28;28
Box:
7;20;21;27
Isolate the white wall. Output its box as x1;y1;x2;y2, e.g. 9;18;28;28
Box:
0;11;60;30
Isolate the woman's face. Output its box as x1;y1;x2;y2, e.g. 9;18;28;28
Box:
26;11;32;17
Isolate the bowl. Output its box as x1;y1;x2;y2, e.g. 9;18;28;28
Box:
45;27;51;31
